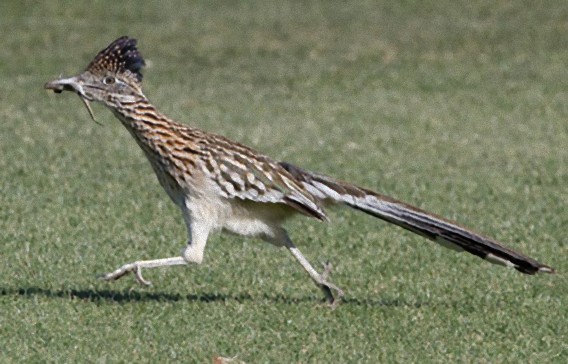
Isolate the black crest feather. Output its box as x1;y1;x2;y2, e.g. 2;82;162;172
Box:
86;36;145;82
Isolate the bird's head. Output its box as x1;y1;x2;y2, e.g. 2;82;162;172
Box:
45;36;145;120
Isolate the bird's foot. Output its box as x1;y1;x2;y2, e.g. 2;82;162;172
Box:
100;261;152;286
318;261;344;308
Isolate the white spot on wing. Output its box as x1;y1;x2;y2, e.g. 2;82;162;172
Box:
247;188;259;198
253;180;266;191
230;172;244;186
222;181;235;195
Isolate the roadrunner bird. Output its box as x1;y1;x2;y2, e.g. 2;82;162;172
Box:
45;37;553;304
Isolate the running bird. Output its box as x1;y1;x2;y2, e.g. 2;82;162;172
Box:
45;37;554;305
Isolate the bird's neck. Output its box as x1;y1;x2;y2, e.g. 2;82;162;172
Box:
110;96;174;130
108;96;194;156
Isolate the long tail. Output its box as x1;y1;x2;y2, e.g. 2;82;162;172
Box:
281;162;554;275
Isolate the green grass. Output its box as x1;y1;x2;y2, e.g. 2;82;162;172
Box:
1;0;566;362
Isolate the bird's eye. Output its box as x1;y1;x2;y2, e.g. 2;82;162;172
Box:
103;76;116;85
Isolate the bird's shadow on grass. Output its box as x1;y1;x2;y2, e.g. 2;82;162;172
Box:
1;286;427;308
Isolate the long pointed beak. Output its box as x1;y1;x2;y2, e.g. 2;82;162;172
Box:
44;75;99;123
44;76;82;94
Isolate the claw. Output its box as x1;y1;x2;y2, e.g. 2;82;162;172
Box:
101;262;152;286
134;264;152;286
100;268;128;282
320;280;344;307
317;262;344;307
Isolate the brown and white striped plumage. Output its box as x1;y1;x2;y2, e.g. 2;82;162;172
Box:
45;37;553;305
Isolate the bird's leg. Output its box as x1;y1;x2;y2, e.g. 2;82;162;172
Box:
101;256;187;285
102;218;210;285
100;239;208;285
284;239;344;306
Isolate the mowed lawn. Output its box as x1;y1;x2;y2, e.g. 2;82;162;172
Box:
1;1;566;362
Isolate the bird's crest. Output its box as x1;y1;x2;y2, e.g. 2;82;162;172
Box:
85;36;145;83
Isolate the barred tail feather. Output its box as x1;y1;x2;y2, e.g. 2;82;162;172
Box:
280;162;554;275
